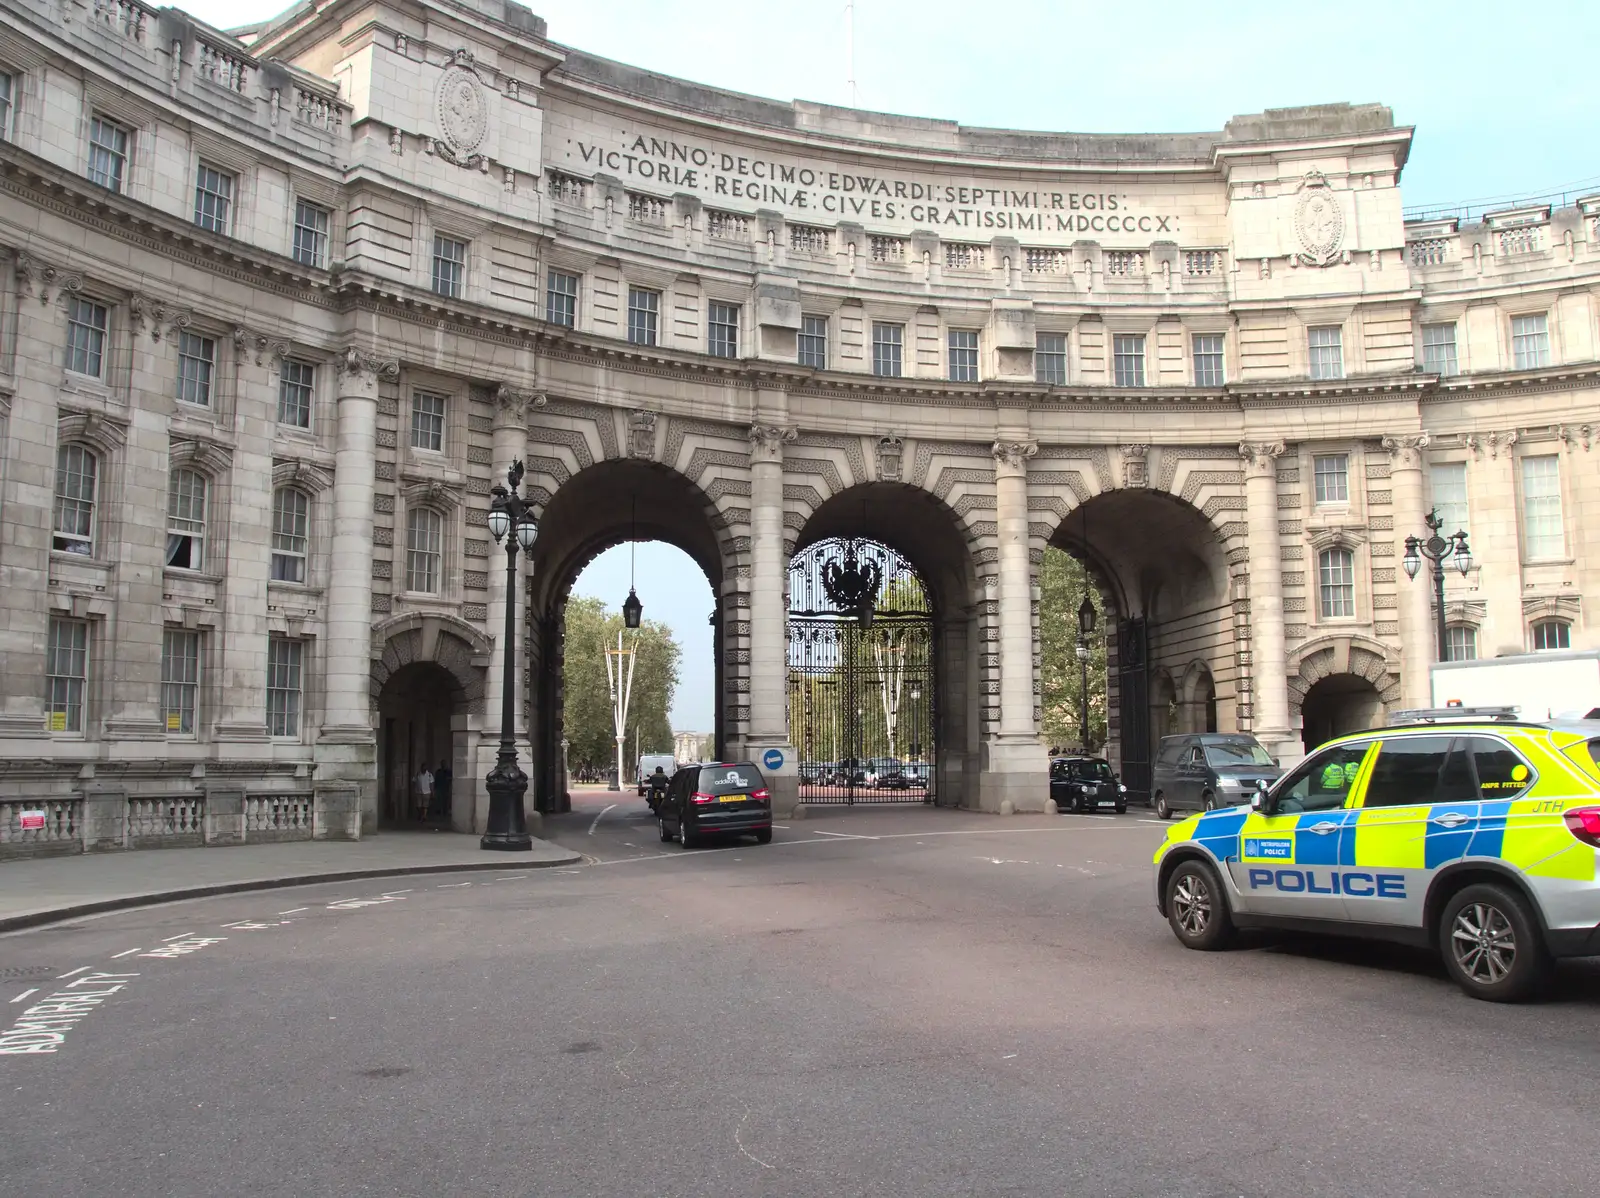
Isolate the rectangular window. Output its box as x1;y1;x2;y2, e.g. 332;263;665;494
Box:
0;71;13;142
176;331;215;407
947;329;980;383
166;469;208;571
546;269;578;327
1192;333;1225;387
707;301;739;358
46;617;89;733
799;315;828;369
1429;461;1469;542
161;629;200;735
266;637;303;738
872;322;904;378
431;235;467;298
1521;454;1564;558
1421;322;1458;376
1318;548;1356;618
278;359;315;428
193;162;234;234
292;199;330;268
87;115;128;192
270;487;309;584
406;508;443;594
1313;453;1350;505
1112;333;1146;387
1445;625;1478;663
411;392;446;452
1533;620;1571;652
1308;326;1344;380
65;296;108;377
53;444;98;555
627;287;659;347
1035;333;1066;385
1512;313;1551;370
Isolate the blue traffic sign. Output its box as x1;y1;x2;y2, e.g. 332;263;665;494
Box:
762;748;785;771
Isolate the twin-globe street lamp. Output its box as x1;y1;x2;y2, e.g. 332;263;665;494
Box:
482;460;539;852
1402;508;1473;662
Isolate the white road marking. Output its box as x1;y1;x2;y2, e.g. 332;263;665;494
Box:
278;908;308;915
327;896;403;910
140;936;225;959
160;932;197;942
492;876;528;882
771;825;790;829
734;1104;775;1170
588;804;618;835
438;881;474;888
1002;1053;1018;1059
383;888;414;894
55;967;90;980
0;972;139;1054
109;948;142;959
10;989;38;1004
810;829;878;840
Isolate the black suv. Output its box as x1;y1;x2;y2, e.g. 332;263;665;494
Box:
1049;756;1127;813
658;761;773;848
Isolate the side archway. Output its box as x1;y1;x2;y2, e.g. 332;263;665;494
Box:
1288;634;1400;751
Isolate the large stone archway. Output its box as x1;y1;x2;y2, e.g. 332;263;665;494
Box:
1288;635;1401;751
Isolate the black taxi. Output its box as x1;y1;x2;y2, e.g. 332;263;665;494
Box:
658;761;773;848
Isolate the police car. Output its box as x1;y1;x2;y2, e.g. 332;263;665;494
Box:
1152;707;1600;1001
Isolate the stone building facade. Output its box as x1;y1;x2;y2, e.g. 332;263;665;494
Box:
1;0;1597;850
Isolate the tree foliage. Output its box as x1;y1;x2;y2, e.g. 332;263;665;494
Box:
1038;545;1109;753
561;595;680;779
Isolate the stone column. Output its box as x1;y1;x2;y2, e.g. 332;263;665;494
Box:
747;418;798;814
980;439;1048;812
1384;434;1433;709
314;348;396;830
1240;441;1294;757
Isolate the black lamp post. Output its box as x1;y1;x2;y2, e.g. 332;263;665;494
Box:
1076;593;1097;749
1402;507;1473;662
482;460;538;851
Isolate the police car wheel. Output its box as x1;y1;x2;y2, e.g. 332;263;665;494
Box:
1154;793;1172;820
1439;884;1551;1002
1165;860;1235;951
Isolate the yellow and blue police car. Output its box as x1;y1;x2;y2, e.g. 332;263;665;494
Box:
1153;707;1600;1001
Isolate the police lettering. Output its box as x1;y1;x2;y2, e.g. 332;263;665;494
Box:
1246;868;1405;898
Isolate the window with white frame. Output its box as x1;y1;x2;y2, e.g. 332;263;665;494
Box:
947;329;979;382
161;628;200;735
0;71;14;142
65;296;108;378
707;301;739;358
1429;461;1470;542
1192;333;1225;386
193;162;234;234
53;444;97;555
872;323;904;378
1421;322;1458;375
1313;453;1350;505
1532;620;1571;652
1308;326;1344;380
270;487;310;583
87;115;128;192
1445;625;1478;663
1511;313;1551;370
431;235;467;298
165;468;208;571
292;199;330;268
176;331;215;406
1318;548;1356;618
1521;454;1564;558
799;315;828;369
627;288;659;347
46;617;89;734
411;391;446;452
546;269;578;327
1035;333;1066;385
1112;333;1146;387
406;507;444;593
278;359;314;428
266;636;302;737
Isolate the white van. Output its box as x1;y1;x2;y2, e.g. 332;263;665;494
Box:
637;754;678;797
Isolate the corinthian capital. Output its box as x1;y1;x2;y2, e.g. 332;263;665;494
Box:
494;384;546;425
748;423;798;462
1381;432;1430;471
1237;439;1286;477
339;345;400;383
991;440;1038;472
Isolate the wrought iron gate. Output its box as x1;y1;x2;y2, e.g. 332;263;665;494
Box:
787;538;936;805
1116;617;1152;803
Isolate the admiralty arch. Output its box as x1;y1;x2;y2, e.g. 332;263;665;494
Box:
1;0;1597;847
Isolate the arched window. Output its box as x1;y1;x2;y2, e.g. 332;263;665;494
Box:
405;507;443;594
53;444;98;555
1532;620;1571;652
1445;625;1478;662
166;468;208;570
270;487;310;583
1317;548;1355;618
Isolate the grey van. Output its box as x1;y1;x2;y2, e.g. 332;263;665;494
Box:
1150;733;1282;819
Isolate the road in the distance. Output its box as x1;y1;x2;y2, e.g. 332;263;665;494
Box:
4;796;1600;1197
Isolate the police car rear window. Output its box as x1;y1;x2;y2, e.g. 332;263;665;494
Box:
700;765;760;795
1467;737;1534;799
1587;740;1600;772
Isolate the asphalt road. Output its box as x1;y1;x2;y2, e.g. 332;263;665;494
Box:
5;790;1600;1197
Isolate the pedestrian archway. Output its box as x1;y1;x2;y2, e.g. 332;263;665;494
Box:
1299;675;1386;752
377;662;466;829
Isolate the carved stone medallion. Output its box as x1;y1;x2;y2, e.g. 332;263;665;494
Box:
1293;171;1345;267
434;51;488;167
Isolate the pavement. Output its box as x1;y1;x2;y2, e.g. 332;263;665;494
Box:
0;832;581;932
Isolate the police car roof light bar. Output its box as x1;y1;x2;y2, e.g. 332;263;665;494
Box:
1388;705;1521;725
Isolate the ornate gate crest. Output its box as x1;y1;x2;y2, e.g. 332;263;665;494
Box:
433;49;488;168
1293;171;1345;267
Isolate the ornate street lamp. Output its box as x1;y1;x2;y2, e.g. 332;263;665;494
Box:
482;460;538;851
1077;592;1097;750
1403;508;1473;661
622;496;643;629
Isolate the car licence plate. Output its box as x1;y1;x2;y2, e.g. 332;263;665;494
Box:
718;794;745;803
